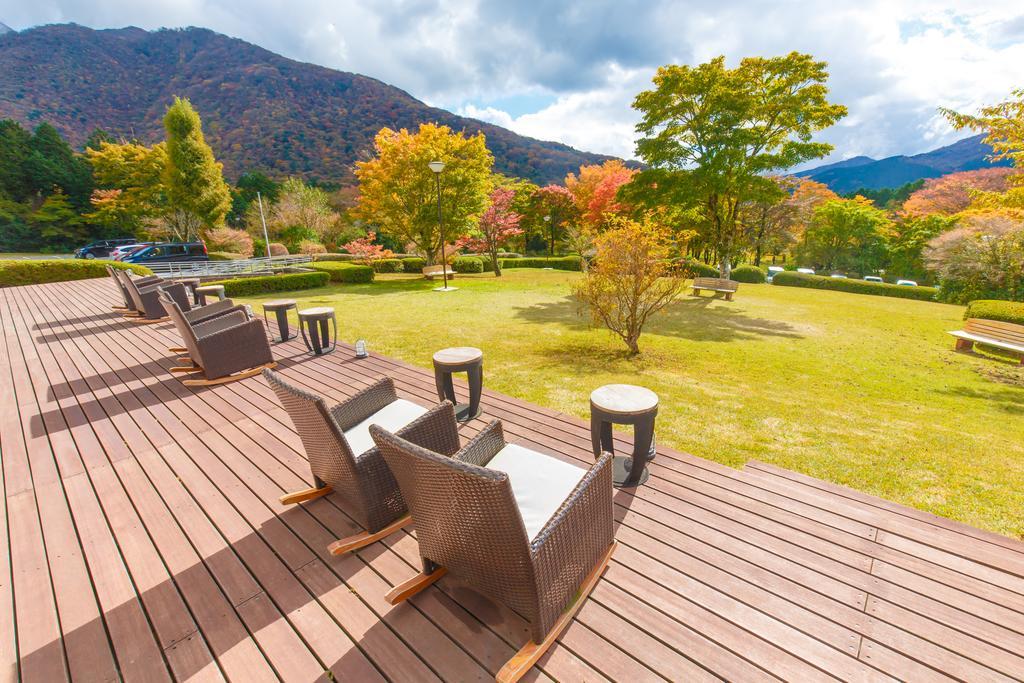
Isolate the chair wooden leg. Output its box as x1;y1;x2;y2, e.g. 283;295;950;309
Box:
128;316;168;325
176;356;193;364
279;485;333;505
954;338;974;352
497;541;617;683
182;362;277;386
385;566;448;605
328;515;411;555
168;346;188;353
169;365;203;373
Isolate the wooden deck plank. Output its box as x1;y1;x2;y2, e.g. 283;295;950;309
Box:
4;277;1023;683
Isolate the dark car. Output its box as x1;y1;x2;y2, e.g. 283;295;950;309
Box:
74;238;138;259
121;241;209;264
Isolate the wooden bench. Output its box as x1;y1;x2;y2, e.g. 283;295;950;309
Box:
949;318;1024;365
422;265;456;280
692;277;738;301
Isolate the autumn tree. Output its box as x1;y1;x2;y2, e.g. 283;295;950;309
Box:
565;160;637;232
466;187;523;276
740;175;799;265
925;211;1024;303
87;140;169;234
796;197;892;274
31;189;86;246
629;53;846;277
573;216;685;355
902;168;1014;217
527;184;576;255
162;97;232;240
355;123;493;263
886;214;955;283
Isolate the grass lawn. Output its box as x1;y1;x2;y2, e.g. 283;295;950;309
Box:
240;270;1024;539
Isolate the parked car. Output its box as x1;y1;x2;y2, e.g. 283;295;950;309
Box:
797;267;815;275
74;238;138;259
896;279;918;287
766;266;785;283
863;275;884;283
111;242;152;260
122;241;208;264
830;273;847;279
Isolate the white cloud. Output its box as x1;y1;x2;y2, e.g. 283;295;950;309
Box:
6;0;1024;164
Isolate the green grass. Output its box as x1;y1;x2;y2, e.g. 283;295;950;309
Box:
240;270;1024;539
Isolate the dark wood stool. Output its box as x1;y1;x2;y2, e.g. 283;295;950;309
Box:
432;346;483;422
590;384;658;488
298;306;337;355
178;278;202;306
262;299;298;343
195;284;226;306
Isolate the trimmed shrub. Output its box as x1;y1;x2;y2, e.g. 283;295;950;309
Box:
314;253;360;262
772;271;938;301
298;240;327;255
964;300;1024;325
452;255;484;273
208;251;247;261
402;257;426;272
268;242;289;256
477;254;494;273
0;259;152;287
209;271;329;297
306;261;375;283
497;251;522;259
730;265;766;283
372;258;404;273
677;258;721;279
499;255;583;271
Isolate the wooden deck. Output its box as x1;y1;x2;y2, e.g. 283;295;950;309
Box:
2;277;1024;682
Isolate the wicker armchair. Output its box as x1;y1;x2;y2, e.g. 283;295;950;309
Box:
116;269;191;323
160;297;275;386
263;368;461;554
106;264;161;312
370;419;616;683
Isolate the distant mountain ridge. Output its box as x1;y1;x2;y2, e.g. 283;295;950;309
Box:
0;23;615;184
798;135;1011;193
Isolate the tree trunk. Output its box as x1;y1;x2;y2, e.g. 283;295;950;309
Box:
491;245;502;277
720;255;732;279
626;335;640;355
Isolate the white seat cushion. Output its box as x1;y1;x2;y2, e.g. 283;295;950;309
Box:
344;399;428;456
486;443;587;541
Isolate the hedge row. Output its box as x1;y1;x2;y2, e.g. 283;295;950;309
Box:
772;271;938;301
729;265;766;283
402;257;425;272
208;251;248;261
306;262;375;283
499;255;583;271
452;255;485;273
0;259;152;288
964;300;1024;325
372;259;404;273
677;259;721;279
210;271;330;296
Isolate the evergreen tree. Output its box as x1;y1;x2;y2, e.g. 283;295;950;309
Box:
162;97;231;239
31;189;86;247
0;119;32;201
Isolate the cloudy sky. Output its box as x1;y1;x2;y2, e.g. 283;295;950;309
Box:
4;0;1024;165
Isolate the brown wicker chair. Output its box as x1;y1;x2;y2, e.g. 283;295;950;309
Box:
263;368;461;554
370;419;616;683
116;269;191;323
106;264;161;312
160;296;276;386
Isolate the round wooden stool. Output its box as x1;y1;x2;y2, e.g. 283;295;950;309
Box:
195;284;226;306
298;307;337;355
262;299;297;343
432;346;484;422
590;384;659;488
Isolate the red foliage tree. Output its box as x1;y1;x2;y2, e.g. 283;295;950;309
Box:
340;231;394;263
902;167;1014;217
465;187;523;276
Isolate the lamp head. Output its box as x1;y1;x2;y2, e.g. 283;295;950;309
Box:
428;160;445;174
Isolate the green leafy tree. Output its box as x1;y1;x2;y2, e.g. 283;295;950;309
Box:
228;171;280;226
24;123;94;208
0;119;32;201
31;189;86;247
354;123;493;263
162;97;232;240
86;140;169;235
629;52;847;276
797;197;892;274
886;214;955;284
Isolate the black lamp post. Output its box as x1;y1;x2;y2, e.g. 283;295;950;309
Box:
428;160;455;291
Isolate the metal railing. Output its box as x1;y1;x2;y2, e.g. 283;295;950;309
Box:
144;255;313;278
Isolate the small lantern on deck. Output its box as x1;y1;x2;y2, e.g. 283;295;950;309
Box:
355;339;368;358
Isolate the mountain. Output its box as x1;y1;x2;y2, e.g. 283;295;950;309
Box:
0;24;616;184
0;23;13;35
797;135;1011;193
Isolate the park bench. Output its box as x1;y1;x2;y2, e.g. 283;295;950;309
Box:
692;277;738;301
422;264;456;280
948;318;1024;365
